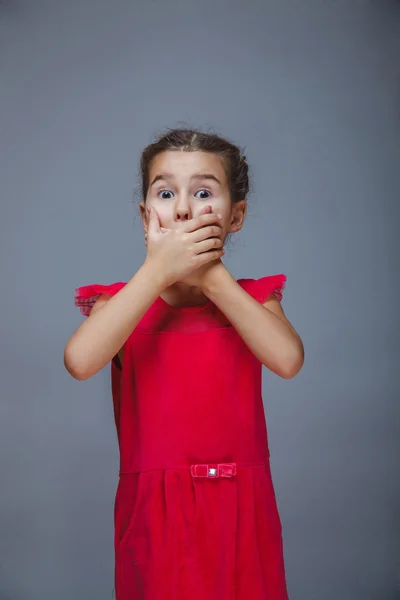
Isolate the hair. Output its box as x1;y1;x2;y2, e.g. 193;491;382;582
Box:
140;128;250;203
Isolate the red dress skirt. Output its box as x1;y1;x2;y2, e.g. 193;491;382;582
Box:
75;275;289;600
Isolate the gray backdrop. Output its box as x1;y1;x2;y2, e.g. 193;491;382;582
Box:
1;1;399;599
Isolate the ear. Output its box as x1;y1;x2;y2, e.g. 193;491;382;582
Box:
228;200;247;234
140;202;148;233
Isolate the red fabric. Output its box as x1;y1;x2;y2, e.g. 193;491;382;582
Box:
239;274;286;303
75;275;289;600
74;282;126;316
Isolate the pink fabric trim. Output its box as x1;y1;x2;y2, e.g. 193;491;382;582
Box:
238;274;287;303
74;282;126;316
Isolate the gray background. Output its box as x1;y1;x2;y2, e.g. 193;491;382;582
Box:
1;0;399;598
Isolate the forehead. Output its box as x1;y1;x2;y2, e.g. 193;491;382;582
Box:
149;151;227;183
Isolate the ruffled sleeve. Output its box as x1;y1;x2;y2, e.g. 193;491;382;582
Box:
74;282;126;317
238;274;286;303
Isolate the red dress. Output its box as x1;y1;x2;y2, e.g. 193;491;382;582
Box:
75;274;289;600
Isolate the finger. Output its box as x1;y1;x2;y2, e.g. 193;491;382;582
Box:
184;212;222;233
191;225;223;243
195;236;224;254
147;206;161;234
199;204;212;216
194;205;213;226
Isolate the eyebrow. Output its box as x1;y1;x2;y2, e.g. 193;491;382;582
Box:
150;172;222;187
192;173;221;185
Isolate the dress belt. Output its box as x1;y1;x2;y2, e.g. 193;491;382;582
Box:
119;460;267;476
190;463;237;479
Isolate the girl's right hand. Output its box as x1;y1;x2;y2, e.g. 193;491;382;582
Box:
145;206;224;287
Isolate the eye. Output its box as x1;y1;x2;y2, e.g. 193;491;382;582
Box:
194;189;211;200
158;189;174;200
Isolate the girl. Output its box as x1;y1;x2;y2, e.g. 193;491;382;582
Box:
64;128;304;600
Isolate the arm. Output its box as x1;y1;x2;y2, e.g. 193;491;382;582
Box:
64;210;223;382
64;262;165;381
89;294;125;369
202;264;304;379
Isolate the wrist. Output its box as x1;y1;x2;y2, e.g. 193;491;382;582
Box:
141;259;169;293
201;262;230;297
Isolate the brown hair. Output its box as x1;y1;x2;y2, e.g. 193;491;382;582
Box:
140;128;249;203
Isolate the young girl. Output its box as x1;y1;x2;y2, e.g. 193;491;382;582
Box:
64;128;304;600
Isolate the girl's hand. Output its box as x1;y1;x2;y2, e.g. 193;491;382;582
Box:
179;205;226;289
145;206;224;287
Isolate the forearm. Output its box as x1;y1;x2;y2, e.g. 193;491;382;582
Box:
64;261;165;380
203;266;304;378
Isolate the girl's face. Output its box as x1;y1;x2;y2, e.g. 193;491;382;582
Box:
140;151;246;243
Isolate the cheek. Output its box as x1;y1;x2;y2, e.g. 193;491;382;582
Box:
210;197;231;220
217;211;232;230
204;206;231;236
148;200;173;226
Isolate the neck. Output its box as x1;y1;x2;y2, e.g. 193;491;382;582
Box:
161;282;209;308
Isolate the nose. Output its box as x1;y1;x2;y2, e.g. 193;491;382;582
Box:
174;195;192;222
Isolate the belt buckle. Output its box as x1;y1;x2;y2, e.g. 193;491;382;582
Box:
190;463;237;479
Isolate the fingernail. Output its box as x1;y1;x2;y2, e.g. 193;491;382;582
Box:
217;214;222;220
